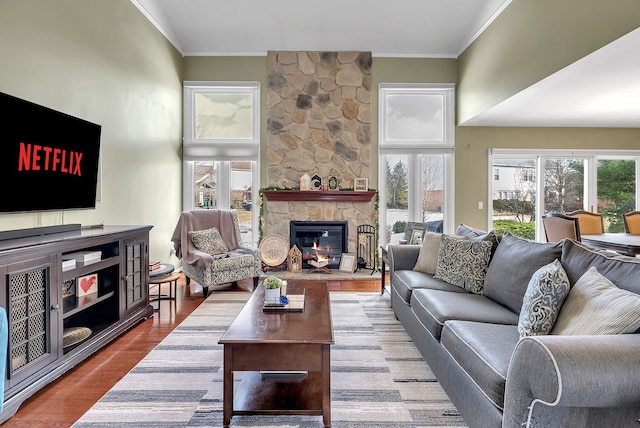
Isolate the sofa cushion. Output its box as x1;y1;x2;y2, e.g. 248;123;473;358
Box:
552;266;640;335
518;259;571;338
561;239;640;294
413;232;466;275
441;321;520;410
484;233;562;314
434;234;493;294
410;288;519;341
393;270;465;305
189;227;229;255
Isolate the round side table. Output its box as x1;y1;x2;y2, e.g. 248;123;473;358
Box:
149;264;179;311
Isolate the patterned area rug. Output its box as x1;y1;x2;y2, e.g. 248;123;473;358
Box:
73;289;466;427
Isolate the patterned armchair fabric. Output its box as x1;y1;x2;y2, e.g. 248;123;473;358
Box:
171;210;261;297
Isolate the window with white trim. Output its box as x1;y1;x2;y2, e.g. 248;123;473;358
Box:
183;81;260;245
378;84;455;245
489;149;640;241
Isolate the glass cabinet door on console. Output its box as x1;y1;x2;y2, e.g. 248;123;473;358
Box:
123;237;148;316
2;256;60;390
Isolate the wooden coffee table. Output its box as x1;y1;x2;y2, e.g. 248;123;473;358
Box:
219;280;334;427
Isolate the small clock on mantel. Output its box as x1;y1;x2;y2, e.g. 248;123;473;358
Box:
328;176;338;190
310;174;322;191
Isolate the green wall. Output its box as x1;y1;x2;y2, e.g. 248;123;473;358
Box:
458;0;640;123
0;0;184;262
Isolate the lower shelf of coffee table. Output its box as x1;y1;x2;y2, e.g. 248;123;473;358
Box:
233;371;323;415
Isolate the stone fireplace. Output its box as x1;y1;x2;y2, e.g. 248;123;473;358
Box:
262;51;376;256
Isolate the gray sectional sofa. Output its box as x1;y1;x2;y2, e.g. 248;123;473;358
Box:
388;226;640;428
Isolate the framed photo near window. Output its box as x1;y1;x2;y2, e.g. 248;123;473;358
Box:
354;178;368;191
410;229;424;245
339;253;356;272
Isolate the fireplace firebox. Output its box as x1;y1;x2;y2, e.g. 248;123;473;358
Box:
289;221;348;269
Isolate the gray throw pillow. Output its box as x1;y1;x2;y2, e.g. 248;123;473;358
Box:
413;233;466;275
552;266;640;335
189;227;229;255
456;223;501;257
484;233;562;314
455;223;487;238
518;259;571;338
434;234;493;294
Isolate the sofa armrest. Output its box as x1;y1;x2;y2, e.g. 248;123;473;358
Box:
504;334;640;428
388;244;421;273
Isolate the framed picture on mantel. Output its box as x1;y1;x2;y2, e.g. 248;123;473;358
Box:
354;178;368;191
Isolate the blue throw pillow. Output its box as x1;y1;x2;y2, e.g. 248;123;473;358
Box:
518;259;570;338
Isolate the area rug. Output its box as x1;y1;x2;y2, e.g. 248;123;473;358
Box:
73;290;466;427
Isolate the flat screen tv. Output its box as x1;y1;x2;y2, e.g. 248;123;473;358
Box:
0;92;101;213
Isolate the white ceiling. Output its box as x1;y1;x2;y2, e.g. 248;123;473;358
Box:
132;0;640;128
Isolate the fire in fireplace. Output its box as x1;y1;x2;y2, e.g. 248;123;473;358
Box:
289;221;348;269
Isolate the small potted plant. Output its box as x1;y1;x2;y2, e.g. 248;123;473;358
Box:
263;276;283;303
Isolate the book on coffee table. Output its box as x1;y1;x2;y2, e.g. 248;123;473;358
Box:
263;292;305;312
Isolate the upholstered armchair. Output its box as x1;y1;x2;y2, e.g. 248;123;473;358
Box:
542;212;581;242
566;209;604;234
623;211;640;234
171;210;261;297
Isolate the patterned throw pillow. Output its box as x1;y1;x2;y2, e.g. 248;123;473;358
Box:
189;227;229;255
518;259;570;338
552;266;640;335
434;234;493;294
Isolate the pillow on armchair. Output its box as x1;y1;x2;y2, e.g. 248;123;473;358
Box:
189;227;229;255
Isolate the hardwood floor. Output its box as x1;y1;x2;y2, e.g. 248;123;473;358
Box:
3;273;384;427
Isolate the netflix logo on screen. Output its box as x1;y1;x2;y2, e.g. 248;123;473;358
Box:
18;142;84;176
0;92;101;213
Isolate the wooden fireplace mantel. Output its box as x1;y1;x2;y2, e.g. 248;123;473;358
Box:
261;190;376;203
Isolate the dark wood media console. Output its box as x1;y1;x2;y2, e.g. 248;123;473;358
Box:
0;225;154;423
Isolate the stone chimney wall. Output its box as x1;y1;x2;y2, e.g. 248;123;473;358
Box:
264;51;375;253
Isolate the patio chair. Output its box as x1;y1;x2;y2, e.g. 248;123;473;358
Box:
171;209;261;297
